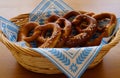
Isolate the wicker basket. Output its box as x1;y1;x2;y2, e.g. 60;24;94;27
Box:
0;13;120;74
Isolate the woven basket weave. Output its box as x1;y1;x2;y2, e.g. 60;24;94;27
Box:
0;13;120;74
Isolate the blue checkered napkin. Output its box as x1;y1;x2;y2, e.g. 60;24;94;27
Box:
32;44;103;78
0;16;28;47
29;0;73;24
0;16;19;42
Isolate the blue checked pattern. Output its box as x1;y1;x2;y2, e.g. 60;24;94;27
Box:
29;0;73;24
0;16;19;42
0;0;120;78
33;45;103;78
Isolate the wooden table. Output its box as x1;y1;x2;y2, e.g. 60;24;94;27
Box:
0;0;120;78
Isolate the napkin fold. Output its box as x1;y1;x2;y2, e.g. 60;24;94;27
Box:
0;0;120;78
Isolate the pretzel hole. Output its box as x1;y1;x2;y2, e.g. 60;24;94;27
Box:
90;18;110;40
71;26;79;36
97;18;110;30
43;29;53;38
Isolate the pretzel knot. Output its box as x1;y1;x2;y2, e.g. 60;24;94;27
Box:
17;22;39;47
65;14;97;47
55;18;72;47
24;23;62;48
45;15;72;47
86;13;117;46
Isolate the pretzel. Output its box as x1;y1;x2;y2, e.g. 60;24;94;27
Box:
17;22;39;47
63;11;80;21
40;17;72;48
65;14;97;47
86;31;107;46
45;14;72;47
86;13;117;46
93;13;117;36
45;14;60;23
55;18;72;47
24;23;61;48
46;11;80;23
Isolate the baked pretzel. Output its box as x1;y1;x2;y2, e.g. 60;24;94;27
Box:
45;14;72;47
24;23;61;48
45;14;60;23
55;18;72;47
65;14;97;47
17;22;39;47
86;13;117;46
63;11;80;21
46;11;80;23
86;31;107;46
42;17;72;47
63;11;95;34
93;13;117;36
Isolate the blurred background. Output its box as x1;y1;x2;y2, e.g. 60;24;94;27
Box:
0;0;120;19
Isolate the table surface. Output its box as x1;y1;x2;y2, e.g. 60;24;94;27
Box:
0;0;120;78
